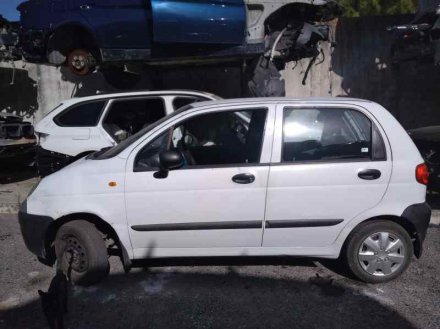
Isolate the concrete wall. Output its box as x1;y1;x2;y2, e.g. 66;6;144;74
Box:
282;15;440;129
0;15;439;129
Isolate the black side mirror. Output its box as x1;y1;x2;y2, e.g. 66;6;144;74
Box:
154;150;184;179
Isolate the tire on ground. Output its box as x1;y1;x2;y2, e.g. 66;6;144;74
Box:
343;220;413;283
55;220;109;286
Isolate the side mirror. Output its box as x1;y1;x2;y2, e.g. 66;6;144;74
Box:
154;150;184;179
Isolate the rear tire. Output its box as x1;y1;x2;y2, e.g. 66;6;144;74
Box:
55;220;109;286
344;220;413;283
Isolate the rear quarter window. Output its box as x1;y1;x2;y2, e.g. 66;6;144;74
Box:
54;100;107;127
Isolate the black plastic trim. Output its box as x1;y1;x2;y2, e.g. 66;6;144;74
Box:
131;221;262;232
265;219;344;228
18;210;54;259
401;202;431;258
269;159;385;166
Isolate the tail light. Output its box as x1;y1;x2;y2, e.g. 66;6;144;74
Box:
416;163;429;185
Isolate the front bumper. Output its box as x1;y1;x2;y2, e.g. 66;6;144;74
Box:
18;200;54;260
401;202;431;258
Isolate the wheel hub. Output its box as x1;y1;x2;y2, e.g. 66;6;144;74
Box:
71;55;86;70
64;236;88;273
358;232;405;277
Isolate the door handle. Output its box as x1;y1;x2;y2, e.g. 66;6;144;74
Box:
232;173;255;184
358;169;381;180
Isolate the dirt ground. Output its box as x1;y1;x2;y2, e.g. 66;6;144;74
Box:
0;214;439;329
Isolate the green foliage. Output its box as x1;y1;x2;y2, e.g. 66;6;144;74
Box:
338;0;418;17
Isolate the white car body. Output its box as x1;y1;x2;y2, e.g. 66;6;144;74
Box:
35;90;220;157
22;97;430;262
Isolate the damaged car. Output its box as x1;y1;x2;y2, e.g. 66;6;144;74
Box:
17;1;342;94
34;90;220;176
388;0;440;66
0;113;36;166
19;97;431;285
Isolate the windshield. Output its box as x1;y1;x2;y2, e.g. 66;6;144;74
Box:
90;105;194;160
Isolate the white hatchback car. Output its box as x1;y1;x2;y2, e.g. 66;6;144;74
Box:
34;90;220;175
20;97;431;285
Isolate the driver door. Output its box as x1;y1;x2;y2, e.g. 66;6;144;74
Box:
124;105;275;258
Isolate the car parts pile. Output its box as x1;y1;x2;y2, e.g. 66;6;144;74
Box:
249;1;342;97
0;113;36;164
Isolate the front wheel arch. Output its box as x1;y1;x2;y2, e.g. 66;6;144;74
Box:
44;213;131;270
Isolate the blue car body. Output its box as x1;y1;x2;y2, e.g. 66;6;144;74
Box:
18;0;249;62
17;0;342;80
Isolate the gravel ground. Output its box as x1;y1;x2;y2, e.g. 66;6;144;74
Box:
0;214;439;329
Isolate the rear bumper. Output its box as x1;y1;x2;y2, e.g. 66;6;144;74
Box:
18;200;54;261
36;146;74;176
427;164;440;191
401;202;431;258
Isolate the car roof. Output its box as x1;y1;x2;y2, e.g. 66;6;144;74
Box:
191;97;373;109
60;90;221;106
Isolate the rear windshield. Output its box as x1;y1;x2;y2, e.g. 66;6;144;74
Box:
90;105;194;160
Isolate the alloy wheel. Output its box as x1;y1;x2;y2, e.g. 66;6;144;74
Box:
358;231;406;277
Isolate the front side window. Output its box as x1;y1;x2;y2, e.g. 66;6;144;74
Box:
135;108;267;171
103;97;166;143
282;108;375;162
54;101;106;127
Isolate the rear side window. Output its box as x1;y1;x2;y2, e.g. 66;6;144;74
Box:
282;108;384;162
172;97;205;110
54;101;106;127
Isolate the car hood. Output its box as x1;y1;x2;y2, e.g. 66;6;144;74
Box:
31;156;126;199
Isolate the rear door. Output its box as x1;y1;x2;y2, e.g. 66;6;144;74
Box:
263;103;392;248
151;0;246;44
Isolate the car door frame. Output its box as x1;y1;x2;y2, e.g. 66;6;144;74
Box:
270;101;392;165
262;101;393;249
123;102;276;257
